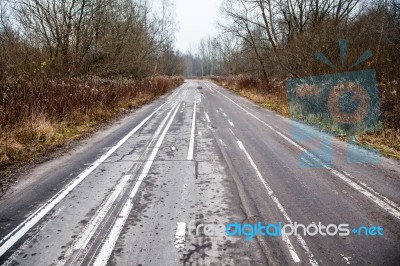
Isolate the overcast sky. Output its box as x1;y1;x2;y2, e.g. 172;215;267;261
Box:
174;0;223;53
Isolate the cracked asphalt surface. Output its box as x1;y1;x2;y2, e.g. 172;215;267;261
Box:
0;80;399;265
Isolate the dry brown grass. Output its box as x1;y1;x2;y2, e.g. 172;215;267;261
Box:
358;129;400;160
212;75;290;117
0;76;183;188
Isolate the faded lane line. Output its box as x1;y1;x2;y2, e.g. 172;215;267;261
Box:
203;82;216;93
174;222;187;250
57;102;177;266
272;129;400;219
205;112;211;123
237;140;316;265
56;175;133;266
228;128;236;137
2;207;65;266
0;102;167;258
219;139;227;147
187;100;197;160
282;232;301;263
211;82;400;220
92;103;181;266
166;83;187;103
354;177;400;210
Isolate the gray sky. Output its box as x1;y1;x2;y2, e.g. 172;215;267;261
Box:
174;0;222;53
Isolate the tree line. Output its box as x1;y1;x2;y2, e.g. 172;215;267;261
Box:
189;0;399;82
185;0;399;130
0;0;185;81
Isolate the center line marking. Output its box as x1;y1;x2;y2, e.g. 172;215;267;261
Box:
57;104;178;266
92;103;181;266
56;174;133;266
187;100;197;160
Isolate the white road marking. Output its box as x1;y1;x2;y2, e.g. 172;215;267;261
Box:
187;100;197;160
205;112;211;123
58;104;178;265
167;83;188;103
56;175;133;266
219;139;227;147
228;128;236;138
180;102;186;113
355;178;400;210
236;140;317;265
0;103;167;258
329;168;400;219
203;82;216;93
174;222;187;250
228;119;234;127
204;83;217;95
2;207;65;266
301;157;314;167
212;83;400;220
272;129;400;219
92;103;181;266
340;253;351;264
282;232;301;263
166;88;182;103
222;112;227;117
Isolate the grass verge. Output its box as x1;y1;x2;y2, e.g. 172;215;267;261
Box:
0;76;183;190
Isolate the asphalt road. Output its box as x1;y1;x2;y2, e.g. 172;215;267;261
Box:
0;80;399;265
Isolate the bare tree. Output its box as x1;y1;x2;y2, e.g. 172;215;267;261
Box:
0;0;181;78
220;0;273;83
